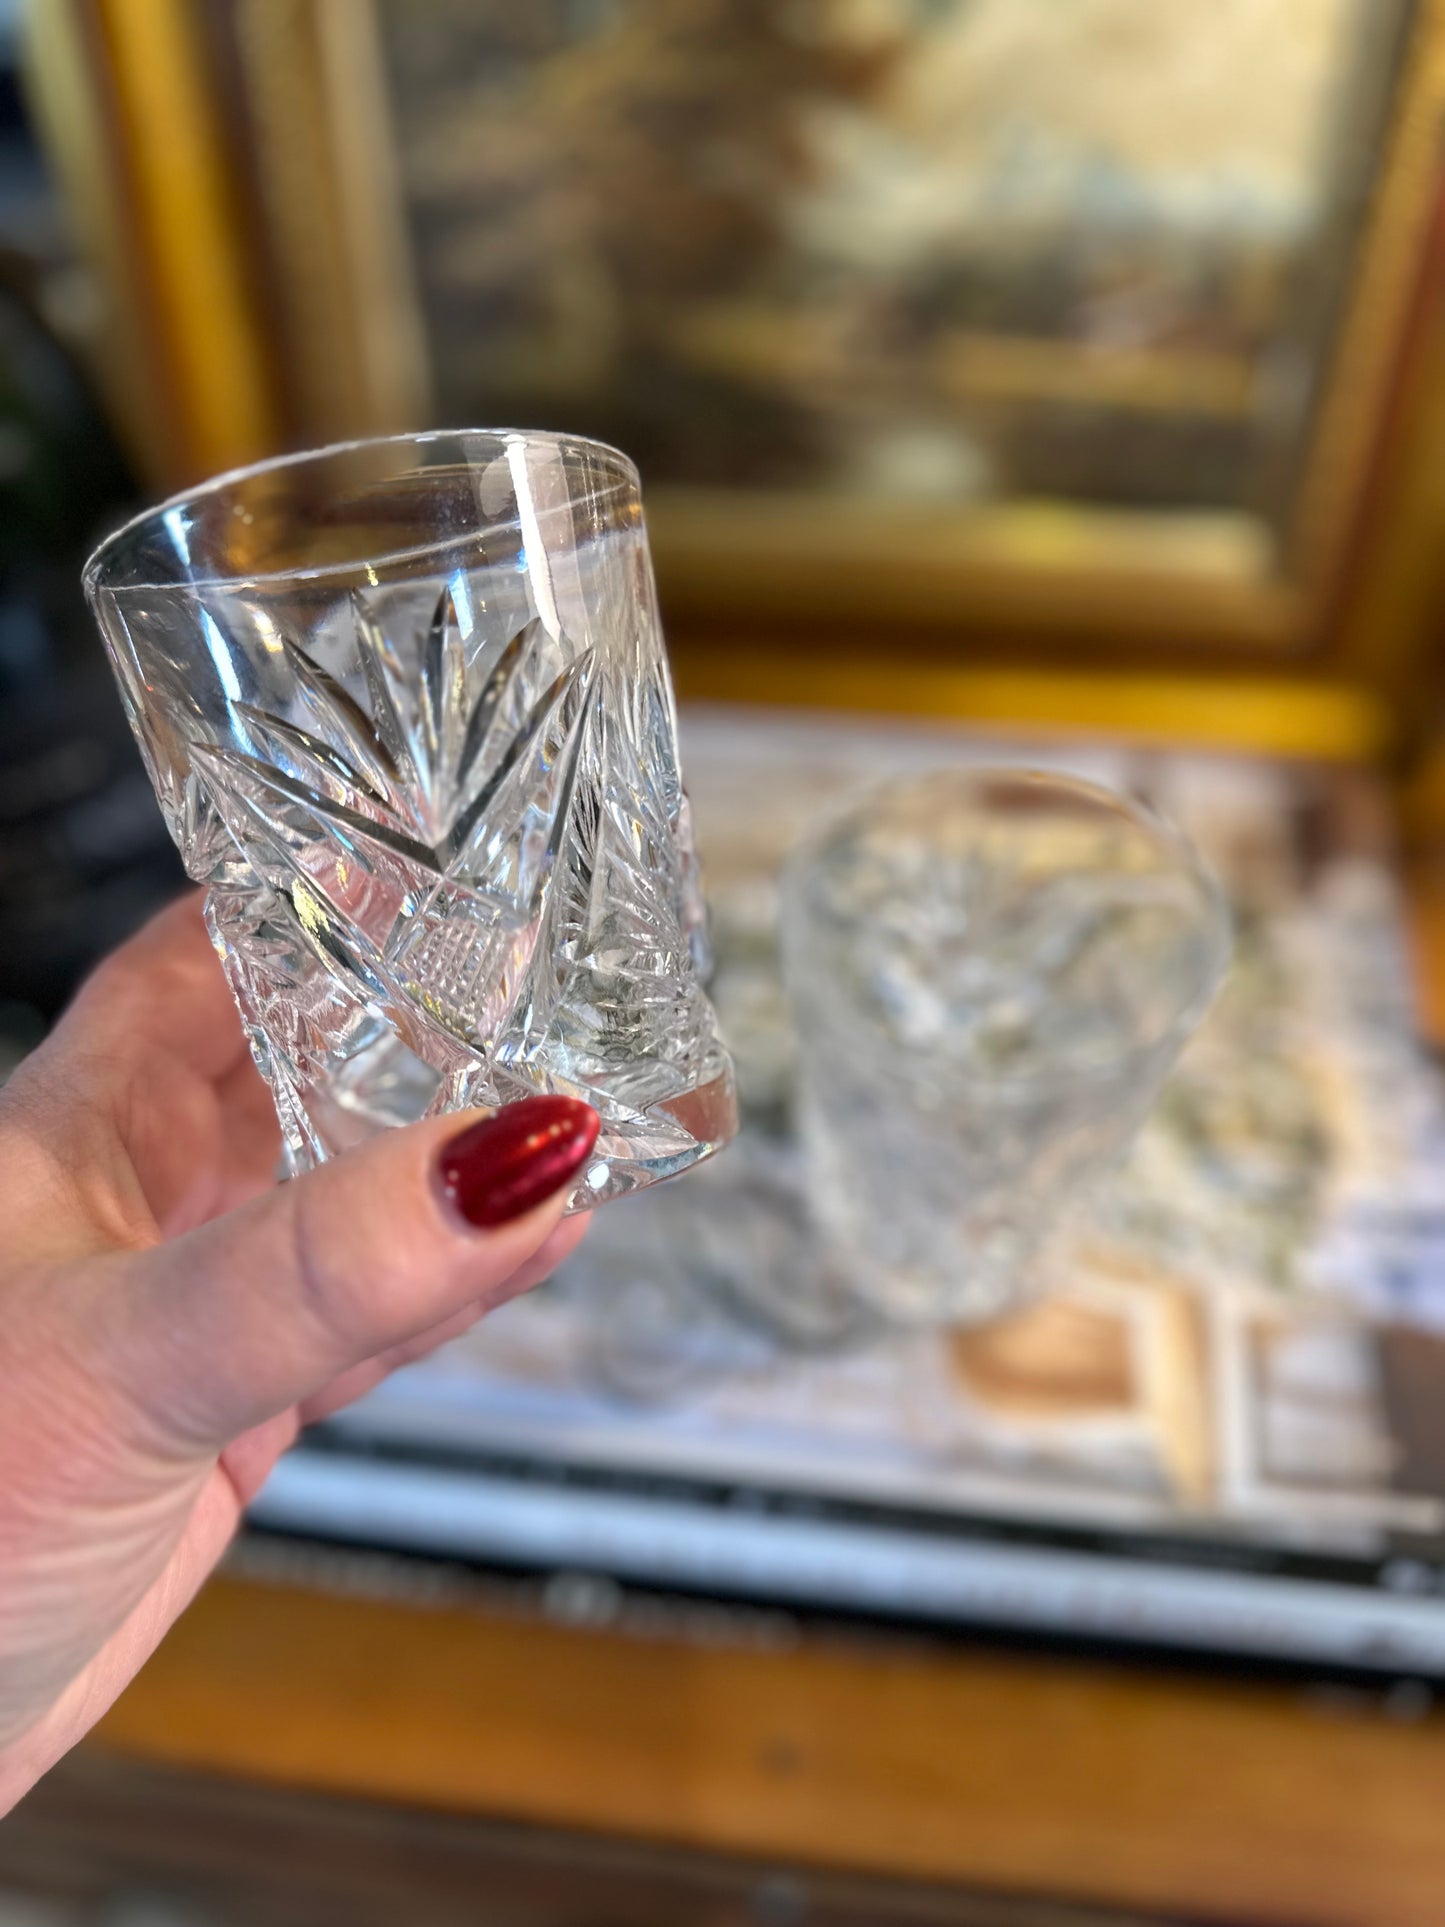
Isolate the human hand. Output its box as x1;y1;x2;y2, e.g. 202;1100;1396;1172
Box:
0;894;597;1810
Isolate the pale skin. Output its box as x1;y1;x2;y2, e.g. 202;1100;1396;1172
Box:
0;894;587;1811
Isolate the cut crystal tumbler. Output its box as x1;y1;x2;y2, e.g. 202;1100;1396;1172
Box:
86;430;737;1203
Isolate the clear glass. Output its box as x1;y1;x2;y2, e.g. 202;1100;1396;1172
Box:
84;429;737;1204
781;769;1230;1324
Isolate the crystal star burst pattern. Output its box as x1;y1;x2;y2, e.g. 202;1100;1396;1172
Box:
88;434;736;1204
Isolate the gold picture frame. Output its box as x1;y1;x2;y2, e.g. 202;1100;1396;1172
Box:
23;0;1445;755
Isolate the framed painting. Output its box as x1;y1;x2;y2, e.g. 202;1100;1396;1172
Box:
23;0;1445;746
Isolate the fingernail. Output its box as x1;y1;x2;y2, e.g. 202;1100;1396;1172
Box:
436;1096;600;1229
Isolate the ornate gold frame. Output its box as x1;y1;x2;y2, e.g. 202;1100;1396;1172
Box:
22;0;1445;754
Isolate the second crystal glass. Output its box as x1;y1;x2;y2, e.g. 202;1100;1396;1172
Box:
85;430;737;1203
781;769;1230;1324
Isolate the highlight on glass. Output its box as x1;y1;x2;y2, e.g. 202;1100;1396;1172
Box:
85;430;737;1205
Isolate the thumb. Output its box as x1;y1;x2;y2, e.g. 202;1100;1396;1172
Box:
88;1096;599;1452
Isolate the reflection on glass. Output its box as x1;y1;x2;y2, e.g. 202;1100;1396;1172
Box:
85;430;737;1201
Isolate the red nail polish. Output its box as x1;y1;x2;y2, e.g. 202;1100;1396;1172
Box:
437;1096;601;1229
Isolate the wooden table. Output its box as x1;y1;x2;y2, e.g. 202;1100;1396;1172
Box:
81;1569;1445;1927
55;850;1445;1927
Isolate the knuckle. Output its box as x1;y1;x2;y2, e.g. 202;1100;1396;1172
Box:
287;1177;356;1344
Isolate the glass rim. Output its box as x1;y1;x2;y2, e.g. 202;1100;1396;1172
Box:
781;764;1233;1094
82;425;643;600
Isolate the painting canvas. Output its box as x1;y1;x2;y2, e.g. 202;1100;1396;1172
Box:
375;0;1407;531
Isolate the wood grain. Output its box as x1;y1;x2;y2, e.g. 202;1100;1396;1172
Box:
94;1574;1445;1927
0;1751;1197;1927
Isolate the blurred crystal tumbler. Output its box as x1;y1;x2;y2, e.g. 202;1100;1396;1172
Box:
781;770;1230;1324
85;430;737;1204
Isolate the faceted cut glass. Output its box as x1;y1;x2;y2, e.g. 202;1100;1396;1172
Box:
86;430;736;1204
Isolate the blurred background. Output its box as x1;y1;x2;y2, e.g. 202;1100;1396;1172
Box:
6;0;1445;1036
6;3;1445;1923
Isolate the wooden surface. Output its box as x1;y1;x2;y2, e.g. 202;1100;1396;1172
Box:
94;1573;1445;1927
83;853;1445;1927
0;1750;1198;1927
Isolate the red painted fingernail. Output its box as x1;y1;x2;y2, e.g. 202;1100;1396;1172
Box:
436;1096;600;1229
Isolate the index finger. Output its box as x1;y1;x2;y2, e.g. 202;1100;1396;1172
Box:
66;891;250;1086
